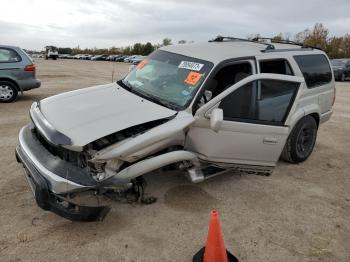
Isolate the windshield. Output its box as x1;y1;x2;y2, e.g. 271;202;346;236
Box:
122;50;213;110
331;60;348;66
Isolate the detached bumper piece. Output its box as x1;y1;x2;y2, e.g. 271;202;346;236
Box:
16;145;110;222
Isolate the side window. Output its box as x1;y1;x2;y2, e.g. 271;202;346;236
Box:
260;59;293;75
219;79;299;125
294;54;332;88
0;48;22;63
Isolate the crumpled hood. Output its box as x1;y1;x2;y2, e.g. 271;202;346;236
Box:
39;83;176;146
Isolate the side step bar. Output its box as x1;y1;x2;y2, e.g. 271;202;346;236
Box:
187;164;273;183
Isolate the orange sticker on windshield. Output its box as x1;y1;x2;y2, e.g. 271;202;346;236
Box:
184;71;202;86
137;59;149;70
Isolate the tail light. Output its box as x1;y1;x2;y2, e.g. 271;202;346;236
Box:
332;88;336;106
24;64;36;72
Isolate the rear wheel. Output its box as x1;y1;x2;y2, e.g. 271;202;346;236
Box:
0;81;18;103
281;116;317;163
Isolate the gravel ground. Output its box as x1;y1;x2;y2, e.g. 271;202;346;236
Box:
0;58;349;262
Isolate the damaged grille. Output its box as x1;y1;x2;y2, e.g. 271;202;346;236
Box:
32;117;172;166
33;128;88;168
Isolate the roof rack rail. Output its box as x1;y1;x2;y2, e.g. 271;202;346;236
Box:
209;36;275;50
209;36;322;51
251;37;322;50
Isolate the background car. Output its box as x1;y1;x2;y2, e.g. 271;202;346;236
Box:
91;54;109;61
131;55;147;65
331;59;350;81
0;45;41;102
115;55;127;62
124;55;139;62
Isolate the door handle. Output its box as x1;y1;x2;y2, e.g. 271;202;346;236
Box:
263;137;278;145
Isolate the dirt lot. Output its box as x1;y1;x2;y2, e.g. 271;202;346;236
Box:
0;59;349;262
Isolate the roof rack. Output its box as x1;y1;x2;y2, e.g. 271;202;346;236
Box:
209;36;275;50
209;36;322;51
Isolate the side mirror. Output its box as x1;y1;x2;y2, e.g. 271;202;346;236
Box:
204;90;213;101
210;108;223;132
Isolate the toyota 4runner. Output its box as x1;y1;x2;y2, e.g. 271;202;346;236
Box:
16;37;335;221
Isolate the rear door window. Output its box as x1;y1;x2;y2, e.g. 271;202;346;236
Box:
260;59;293;75
0;48;22;63
294;54;332;88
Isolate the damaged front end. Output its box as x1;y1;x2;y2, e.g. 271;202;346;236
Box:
16;102;197;221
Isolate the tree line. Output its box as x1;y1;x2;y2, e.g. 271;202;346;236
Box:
57;38;174;56
54;24;349;59
269;23;350;59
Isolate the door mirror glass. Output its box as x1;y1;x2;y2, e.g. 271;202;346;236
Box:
210;108;223;132
204;90;213;101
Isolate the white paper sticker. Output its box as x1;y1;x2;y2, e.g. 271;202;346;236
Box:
178;61;204;71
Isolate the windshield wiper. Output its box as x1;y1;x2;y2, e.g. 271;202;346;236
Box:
118;79;133;91
118;80;179;111
153;97;179;110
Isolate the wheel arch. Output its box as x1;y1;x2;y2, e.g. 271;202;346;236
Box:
0;77;20;91
308;112;320;128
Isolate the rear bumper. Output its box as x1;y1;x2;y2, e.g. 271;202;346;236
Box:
15;125;110;221
18;78;41;91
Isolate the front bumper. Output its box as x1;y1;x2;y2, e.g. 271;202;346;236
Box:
15;125;110;221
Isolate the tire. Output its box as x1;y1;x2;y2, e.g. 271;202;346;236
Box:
0;81;18;103
340;73;345;82
281;115;317;163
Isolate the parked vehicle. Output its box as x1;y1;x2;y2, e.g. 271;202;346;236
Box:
91;54;109;61
44;46;58;60
124;55;140;62
58;54;70;59
115;55;127;62
331;59;350;81
131;56;147;65
0;45;41;102
16;37;335;220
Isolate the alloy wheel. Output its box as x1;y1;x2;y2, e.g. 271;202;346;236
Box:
0;85;14;101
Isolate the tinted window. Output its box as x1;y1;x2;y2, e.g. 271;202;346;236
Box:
0;48;22;63
294;54;332;88
219;79;299;124
260;59;293;75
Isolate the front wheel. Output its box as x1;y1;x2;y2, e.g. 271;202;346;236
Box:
0;81;18;103
281;116;318;163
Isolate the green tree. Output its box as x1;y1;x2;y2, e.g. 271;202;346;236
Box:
142;42;154;55
162;38;172;46
132;43;143;55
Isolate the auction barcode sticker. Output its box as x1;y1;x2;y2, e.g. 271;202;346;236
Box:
178;61;204;71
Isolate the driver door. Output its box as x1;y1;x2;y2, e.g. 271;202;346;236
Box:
185;73;305;169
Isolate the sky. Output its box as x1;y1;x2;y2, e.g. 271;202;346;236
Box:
1;0;350;50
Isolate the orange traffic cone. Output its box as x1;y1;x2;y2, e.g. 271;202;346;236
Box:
193;209;238;262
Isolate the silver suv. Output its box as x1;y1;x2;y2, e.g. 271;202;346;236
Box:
0;45;41;102
16;37;335;221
